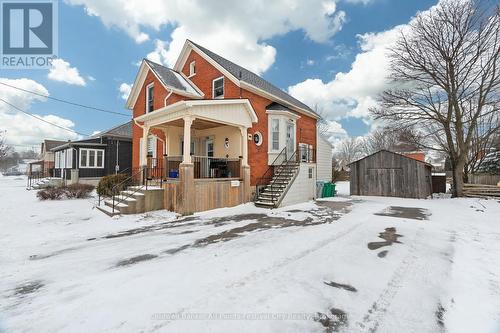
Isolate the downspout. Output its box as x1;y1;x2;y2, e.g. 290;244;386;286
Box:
164;88;173;107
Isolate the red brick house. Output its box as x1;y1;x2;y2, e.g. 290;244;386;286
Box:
122;40;323;215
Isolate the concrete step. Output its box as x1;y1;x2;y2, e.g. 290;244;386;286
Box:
255;200;276;208
104;200;129;209
96;204;121;217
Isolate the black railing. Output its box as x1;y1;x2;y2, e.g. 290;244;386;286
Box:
266;149;299;205
26;171;45;189
98;166;148;214
164;155;182;178
193;156;241;179
255;146;288;196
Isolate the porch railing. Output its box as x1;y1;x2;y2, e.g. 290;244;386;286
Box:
193;156;241;179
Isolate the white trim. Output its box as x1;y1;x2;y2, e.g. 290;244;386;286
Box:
134;99;258;126
146;82;154;113
270;118;280;152
174;41;241;88
79;148;105;168
212;76;224;99
189;61;196;77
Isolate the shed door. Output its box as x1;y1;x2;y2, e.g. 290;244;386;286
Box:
367;168;403;197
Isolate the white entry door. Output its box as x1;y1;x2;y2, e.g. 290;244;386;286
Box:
286;122;295;159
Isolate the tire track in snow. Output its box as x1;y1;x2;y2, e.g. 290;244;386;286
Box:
353;228;425;333
150;220;367;332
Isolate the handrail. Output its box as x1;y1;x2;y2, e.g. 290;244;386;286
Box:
110;167;147;214
268;148;299;204
255;146;288;192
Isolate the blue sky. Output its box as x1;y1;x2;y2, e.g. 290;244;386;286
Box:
0;0;438;149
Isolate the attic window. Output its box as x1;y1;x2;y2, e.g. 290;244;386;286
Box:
189;61;196;76
146;83;154;113
212;77;224;99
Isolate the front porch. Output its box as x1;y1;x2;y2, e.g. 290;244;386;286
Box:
136;99;257;215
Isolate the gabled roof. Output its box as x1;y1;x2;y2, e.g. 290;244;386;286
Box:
125;59;203;109
144;59;201;97
348;149;432;167
43;139;66;151
175;40;319;119
92;121;132;139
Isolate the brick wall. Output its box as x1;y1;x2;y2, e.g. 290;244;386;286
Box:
132;50;317;186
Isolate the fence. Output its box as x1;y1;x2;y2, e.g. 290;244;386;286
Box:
469;173;500;186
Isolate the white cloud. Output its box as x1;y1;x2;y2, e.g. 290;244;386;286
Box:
119;83;132;100
48;59;86;86
0;78;80;148
306;59;315;66
87;75;96;81
343;0;374;5
65;0;347;74
288;25;404;124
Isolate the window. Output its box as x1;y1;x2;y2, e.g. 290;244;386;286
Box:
308;167;313;179
271;118;280;151
65;149;73;168
212;77;224;98
79;149;105;168
80;150;87;167
189;61;196;76
146;83;154;113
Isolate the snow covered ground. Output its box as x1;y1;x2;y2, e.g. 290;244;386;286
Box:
1;178;499;333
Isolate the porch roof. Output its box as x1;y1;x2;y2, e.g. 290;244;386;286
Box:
135;99;258;129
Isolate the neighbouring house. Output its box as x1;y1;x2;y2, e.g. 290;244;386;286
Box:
51;121;132;186
115;39;327;216
28;139;67;177
349;150;432;199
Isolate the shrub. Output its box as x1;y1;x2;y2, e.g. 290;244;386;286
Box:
37;184;94;200
96;173;130;197
37;186;65;200
65;183;94;199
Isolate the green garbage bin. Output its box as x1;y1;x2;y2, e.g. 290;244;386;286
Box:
331;183;336;197
322;182;333;197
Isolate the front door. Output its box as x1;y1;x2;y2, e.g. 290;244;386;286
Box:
286;122;295;159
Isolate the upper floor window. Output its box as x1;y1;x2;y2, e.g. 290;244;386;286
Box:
146;83;154;113
189;61;196;77
212;77;224;99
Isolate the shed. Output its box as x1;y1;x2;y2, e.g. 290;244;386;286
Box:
348;150;432;199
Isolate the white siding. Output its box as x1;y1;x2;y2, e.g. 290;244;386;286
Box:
317;134;333;182
280;163;316;207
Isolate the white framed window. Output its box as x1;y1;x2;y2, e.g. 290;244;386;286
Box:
79;149;105;168
212;76;224;99
189;61;196;77
271;118;280;151
146;83;154;113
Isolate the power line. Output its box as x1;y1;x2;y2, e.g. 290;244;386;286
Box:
0;98;90;137
0;81;130;117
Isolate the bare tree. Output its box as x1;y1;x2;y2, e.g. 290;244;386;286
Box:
0;131;11;160
334;137;363;169
371;0;500;196
313;103;330;136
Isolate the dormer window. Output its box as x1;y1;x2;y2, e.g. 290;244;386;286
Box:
212;77;224;99
146;83;154;113
189;61;196;77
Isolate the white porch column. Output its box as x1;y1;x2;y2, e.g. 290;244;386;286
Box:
182;116;193;164
141;125;150;166
240;127;249;167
